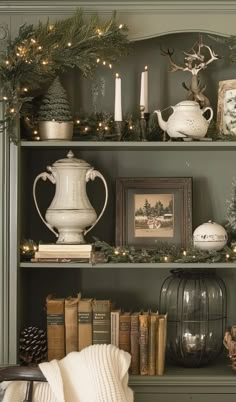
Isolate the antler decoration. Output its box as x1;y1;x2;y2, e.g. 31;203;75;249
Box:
161;35;221;108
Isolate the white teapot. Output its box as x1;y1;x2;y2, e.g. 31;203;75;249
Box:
155;100;213;139
33;150;108;244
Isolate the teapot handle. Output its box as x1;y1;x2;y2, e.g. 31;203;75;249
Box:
84;168;108;236
201;106;213;123
33;172;59;238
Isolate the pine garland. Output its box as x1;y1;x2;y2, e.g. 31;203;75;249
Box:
0;9;129;121
93;239;236;264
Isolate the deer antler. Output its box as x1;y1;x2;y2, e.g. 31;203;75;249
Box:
160;47;191;73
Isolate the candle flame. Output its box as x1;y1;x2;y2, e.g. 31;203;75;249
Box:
145;65;148;70
116;73;119;78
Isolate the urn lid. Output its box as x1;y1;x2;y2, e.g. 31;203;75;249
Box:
52;150;91;167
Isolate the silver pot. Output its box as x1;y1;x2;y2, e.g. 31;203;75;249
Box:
39;121;74;140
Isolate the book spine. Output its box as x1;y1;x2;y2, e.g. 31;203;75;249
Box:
139;313;149;375
156;314;167;376
130;313;140;375
31;258;90;263
111;310;120;347
78;298;93;351
39;244;92;251
35;251;91;258
46;297;65;361
65;297;79;354
119;313;131;353
148;314;158;375
92;300;111;344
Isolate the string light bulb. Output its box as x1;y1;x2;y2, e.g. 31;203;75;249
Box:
164;256;168;262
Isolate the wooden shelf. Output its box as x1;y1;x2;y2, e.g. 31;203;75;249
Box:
20;140;236;150
129;359;236;387
20;262;236;269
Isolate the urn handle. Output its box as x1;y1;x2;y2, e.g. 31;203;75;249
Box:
84;168;108;236
33;172;58;238
201;106;213;123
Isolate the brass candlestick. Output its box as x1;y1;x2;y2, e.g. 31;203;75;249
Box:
140;105;150;141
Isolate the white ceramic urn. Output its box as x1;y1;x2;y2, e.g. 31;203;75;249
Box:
193;220;228;251
33;150;108;244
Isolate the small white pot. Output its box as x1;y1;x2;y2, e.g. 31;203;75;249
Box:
193;220;228;251
39;121;74;140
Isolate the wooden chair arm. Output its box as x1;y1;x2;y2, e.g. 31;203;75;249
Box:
0;365;47;382
0;366;47;402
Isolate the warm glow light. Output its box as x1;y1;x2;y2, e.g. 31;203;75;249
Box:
76;120;80;124
67;42;72;47
97;58;100;63
49;24;54;31
84;127;89;132
109;64;112;69
23;88;28;92
3;96;7;100
33;130;38;135
226;254;230;259
164;256;168;262
114;249;119;255
99;122;102;127
116;73;119;78
103;61;106;65
183;250;187;256
5;60;9;65
38;46;42;50
31;38;36;44
119;24;123;29
10;108;15;113
145;65;148;70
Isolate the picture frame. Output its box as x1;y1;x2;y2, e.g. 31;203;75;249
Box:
217;79;236;135
116;177;192;249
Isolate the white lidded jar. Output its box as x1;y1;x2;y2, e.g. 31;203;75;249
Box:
193;220;228;251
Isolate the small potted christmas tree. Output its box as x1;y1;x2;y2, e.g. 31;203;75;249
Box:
38;76;74;140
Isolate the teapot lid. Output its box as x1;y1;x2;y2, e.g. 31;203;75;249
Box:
176;100;199;107
53;150;91;167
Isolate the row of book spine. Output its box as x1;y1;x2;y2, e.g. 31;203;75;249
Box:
46;295;167;376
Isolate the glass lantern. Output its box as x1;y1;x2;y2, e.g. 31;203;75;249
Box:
159;269;227;367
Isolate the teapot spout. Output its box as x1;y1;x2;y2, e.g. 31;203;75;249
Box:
154;110;167;132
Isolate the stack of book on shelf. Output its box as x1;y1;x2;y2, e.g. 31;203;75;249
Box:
46;295;167;376
33;243;92;262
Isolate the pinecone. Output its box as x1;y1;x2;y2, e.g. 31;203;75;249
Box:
19;326;47;365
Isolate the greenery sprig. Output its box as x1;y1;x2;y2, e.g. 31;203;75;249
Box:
93;239;236;264
0;9;129;124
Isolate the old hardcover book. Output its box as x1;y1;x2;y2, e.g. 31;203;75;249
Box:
38;244;92;252
34;250;91;259
92;300;111;344
148;313;158;375
32;257;90;263
65;296;80;354
46;296;65;361
130;312;140;375
139;312;149;376
78;298;93;351
119;312;131;353
111;309;121;347
156;314;167;376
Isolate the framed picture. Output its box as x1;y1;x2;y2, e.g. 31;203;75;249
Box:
217;79;236;135
116;177;192;248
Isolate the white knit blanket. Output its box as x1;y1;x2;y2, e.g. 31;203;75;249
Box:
1;344;134;402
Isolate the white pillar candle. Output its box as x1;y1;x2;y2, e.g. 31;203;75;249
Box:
140;66;148;113
114;73;122;121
